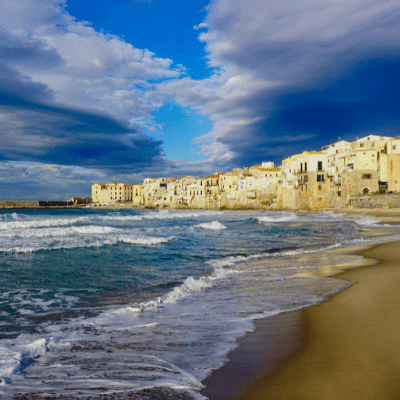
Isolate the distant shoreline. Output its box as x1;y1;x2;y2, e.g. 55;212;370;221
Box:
3;203;400;222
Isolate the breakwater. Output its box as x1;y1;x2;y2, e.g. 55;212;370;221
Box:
0;201;39;209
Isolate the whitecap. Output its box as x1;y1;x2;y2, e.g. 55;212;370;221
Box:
193;221;227;230
257;213;297;223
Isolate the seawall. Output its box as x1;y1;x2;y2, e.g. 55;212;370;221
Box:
0;201;40;209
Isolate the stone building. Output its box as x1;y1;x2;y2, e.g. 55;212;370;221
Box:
92;182;133;204
386;137;400;192
281;151;329;210
132;184;144;207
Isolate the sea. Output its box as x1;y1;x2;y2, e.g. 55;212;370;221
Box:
0;208;395;399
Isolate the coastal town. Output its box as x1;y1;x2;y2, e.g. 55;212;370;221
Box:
92;134;400;211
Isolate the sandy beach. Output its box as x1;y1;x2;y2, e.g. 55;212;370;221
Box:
202;210;400;399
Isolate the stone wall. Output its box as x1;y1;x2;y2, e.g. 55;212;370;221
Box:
349;193;400;208
0;201;40;208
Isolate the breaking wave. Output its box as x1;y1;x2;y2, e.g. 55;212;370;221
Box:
193;221;227;230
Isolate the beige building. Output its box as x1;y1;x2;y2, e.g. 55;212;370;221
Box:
92;134;400;210
386;137;400;192
281;151;329;210
169;176;197;208
92;182;133;204
143;177;171;208
132;184;144;207
189;174;219;209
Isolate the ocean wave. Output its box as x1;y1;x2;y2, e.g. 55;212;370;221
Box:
100;210;207;222
0;216;89;230
162;276;215;304
206;243;344;270
0;213;28;221
193;221;227;230
100;215;143;221
0;225;121;238
257;213;298;223
0;234;174;253
353;216;380;226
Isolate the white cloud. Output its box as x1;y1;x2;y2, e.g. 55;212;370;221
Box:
0;0;181;133
1;0;400;182
164;0;400;163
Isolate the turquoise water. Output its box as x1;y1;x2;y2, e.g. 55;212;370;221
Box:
0;208;389;398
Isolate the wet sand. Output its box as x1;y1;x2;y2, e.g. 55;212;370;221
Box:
202;215;400;399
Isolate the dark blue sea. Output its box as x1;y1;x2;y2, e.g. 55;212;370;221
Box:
0;208;392;398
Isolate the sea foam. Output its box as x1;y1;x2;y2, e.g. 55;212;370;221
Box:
193;221;227;230
257;213;298;223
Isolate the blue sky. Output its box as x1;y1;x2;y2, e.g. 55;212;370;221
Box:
1;0;400;199
65;0;214;80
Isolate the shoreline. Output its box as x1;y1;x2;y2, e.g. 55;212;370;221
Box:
201;212;400;399
4;203;400;217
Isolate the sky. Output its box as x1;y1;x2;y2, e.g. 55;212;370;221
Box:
1;0;400;199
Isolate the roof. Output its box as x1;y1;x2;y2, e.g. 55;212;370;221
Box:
94;183;105;186
255;167;281;172
328;140;350;147
220;171;239;176
290;151;327;160
201;174;219;179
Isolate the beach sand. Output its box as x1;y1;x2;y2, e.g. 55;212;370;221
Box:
201;213;400;399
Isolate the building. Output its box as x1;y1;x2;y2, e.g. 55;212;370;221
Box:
386;137;400;192
132;184;144;207
92;182;133;204
91;134;400;211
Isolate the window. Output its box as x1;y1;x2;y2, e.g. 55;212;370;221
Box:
305;162;307;171
360;143;364;147
300;163;303;172
318;185;322;191
317;174;324;182
317;161;323;171
304;175;308;183
362;174;372;179
393;145;397;151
